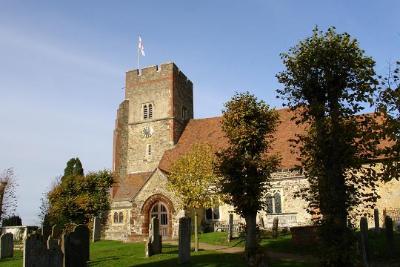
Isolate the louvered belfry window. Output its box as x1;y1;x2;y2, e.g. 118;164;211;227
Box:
148;104;153;119
143;104;148;119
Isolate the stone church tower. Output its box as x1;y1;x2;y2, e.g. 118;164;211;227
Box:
113;62;193;183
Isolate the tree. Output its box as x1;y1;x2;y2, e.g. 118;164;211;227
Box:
0;168;18;221
47;159;113;226
378;61;400;180
63;157;84;178
2;215;22;226
215;92;280;263
168;143;220;252
276;27;381;267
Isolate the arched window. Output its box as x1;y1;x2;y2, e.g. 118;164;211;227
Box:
205;207;220;221
274;192;282;214
266;197;273;214
113;212;118;223
118;212;124;223
143;105;148;119
148;104;153;119
265;192;283;214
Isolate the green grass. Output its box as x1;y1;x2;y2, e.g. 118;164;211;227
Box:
0;239;316;267
0;241;246;267
0;250;22;267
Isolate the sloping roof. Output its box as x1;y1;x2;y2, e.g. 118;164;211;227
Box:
159;108;303;172
113;171;154;201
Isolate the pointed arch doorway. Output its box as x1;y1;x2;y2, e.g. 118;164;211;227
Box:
150;201;169;237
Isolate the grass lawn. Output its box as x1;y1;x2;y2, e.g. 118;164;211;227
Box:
197;231;316;256
0;240;315;267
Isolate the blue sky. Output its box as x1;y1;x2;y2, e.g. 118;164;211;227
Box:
0;1;399;225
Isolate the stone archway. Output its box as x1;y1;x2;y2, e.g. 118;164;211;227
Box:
141;194;175;237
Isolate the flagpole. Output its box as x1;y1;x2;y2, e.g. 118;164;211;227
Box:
137;35;140;71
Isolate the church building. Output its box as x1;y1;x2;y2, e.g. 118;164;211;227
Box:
105;62;400;241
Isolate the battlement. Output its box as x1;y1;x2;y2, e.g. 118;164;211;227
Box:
126;62;192;87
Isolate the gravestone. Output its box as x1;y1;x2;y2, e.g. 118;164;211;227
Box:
47;235;59;250
62;224;90;267
259;215;265;229
227;213;234;242
178;217;191;264
272;217;279;239
0;233;13;259
360;217;369;267
51;224;63;239
41;223;51;242
92;216;101;242
145;217;162;257
23;233;62;267
384;216;394;257
374;209;380;231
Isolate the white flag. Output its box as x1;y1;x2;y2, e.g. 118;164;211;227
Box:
138;36;145;56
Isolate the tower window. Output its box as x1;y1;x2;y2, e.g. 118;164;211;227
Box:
148;104;153;119
143;105;148;119
143;103;153;120
182;106;188;120
146;144;152;156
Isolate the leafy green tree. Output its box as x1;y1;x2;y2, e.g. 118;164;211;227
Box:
168;143;220;252
47;159;113;226
0;168;18;221
378;61;400;180
277;27;381;267
215;92;280;262
2;215;22;226
63;157;84;178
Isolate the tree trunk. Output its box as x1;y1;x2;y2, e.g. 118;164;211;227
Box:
0;182;7;219
244;213;257;256
194;210;199;252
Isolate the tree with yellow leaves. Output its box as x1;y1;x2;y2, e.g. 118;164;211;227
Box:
168;143;220;252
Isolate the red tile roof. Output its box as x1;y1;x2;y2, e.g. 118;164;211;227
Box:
113;171;154;201
159;108;304;172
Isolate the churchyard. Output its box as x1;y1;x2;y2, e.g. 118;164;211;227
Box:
0;213;399;267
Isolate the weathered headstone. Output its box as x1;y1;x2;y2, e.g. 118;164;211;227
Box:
0;233;13;259
227;213;234;242
272;217;279;239
23;233;62;267
62;224;90;267
178;217;191;264
47;235;59;250
384;216;394;257
360;216;369;267
374;209;380;231
51;224;63;239
259;215;265;229
145;217;162;257
41;223;52;242
92;216;101;242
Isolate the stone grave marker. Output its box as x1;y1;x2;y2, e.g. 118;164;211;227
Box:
51;224;63;239
23;233;62;267
227;213;234;242
360;216;369;267
385;216;394;257
41;223;51;242
178;217;191;264
61;224;90;267
272;217;279;239
146;217;162;257
0;233;13;259
47;235;59;250
92;216;101;242
374;209;380;231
